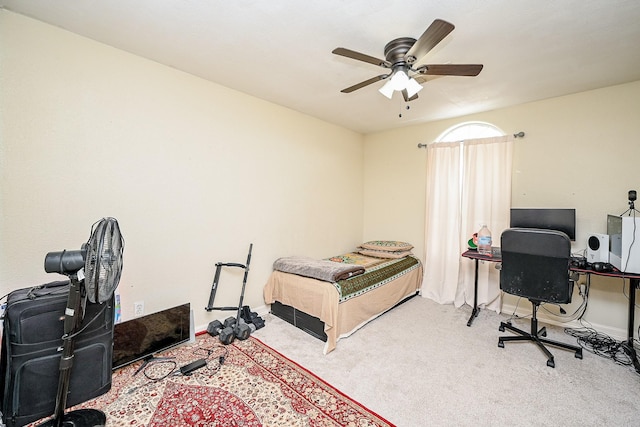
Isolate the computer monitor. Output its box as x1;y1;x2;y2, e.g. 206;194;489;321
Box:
509;208;576;241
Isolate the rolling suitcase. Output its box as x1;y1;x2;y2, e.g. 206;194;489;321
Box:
0;280;114;427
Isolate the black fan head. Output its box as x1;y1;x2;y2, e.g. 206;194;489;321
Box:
84;217;124;303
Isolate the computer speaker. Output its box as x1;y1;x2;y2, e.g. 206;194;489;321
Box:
586;233;609;263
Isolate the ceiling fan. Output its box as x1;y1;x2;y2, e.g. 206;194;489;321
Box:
332;19;483;101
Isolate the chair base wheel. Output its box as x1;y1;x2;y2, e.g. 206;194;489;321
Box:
498;316;582;368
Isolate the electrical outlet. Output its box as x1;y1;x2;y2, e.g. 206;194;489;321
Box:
134;301;144;317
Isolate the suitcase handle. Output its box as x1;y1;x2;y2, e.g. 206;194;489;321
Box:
26;281;70;300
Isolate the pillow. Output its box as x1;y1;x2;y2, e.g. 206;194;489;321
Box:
357;248;413;259
359;240;414;251
327;252;382;267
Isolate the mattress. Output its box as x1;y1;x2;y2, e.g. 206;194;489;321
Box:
264;254;422;353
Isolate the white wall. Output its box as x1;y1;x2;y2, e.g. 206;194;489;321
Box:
0;11;364;330
363;80;640;338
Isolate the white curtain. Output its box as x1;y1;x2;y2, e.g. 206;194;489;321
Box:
422;135;514;312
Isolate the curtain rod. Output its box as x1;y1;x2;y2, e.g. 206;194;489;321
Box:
417;131;525;148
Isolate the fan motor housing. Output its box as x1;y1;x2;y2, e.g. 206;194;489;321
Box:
384;37;416;64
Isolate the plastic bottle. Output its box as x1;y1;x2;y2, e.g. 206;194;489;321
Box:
477;225;492;256
114;290;122;324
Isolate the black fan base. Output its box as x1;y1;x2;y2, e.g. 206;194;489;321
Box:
37;409;106;427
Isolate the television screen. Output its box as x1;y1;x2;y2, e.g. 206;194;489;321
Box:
112;302;191;370
509;208;576;241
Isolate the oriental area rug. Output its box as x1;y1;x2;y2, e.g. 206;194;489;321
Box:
28;333;392;427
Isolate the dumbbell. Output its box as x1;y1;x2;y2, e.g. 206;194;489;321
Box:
206;316;235;336
219;326;236;345
235;319;257;341
206;317;237;344
240;306;265;330
250;315;265;330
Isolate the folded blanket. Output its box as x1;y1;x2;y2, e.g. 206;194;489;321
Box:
273;256;365;282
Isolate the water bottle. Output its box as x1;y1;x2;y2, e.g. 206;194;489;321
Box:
478;225;492;256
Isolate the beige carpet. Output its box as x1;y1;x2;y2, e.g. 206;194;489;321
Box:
252;297;640;426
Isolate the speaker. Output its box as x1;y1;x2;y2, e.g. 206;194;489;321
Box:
586;233;609;263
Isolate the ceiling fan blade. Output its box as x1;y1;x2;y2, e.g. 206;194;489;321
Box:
404;19;455;64
401;90;419;102
340;74;388;93
412;74;443;84
419;64;483;76
332;47;391;68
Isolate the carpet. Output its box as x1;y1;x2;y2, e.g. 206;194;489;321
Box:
29;333;392;427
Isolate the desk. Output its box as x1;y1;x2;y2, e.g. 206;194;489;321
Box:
461;249;498;327
461;249;640;373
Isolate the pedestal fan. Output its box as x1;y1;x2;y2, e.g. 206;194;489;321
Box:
38;217;124;427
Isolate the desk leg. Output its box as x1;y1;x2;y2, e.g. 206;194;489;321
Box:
467;259;480;327
622;277;640;373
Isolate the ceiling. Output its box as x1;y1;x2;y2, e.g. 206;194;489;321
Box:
2;1;640;134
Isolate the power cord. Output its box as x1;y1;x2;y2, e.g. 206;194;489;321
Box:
502;296;535;326
621;199;637;273
565;320;636;369
127;345;229;394
540;288;589;322
193;344;229;375
143;360;178;381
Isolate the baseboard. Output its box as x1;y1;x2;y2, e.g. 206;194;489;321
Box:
500;302;627;342
196;304;270;334
253;303;270;318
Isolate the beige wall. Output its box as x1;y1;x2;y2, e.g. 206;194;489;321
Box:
363;80;640;338
0;11;364;330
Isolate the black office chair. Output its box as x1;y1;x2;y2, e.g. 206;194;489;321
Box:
498;228;583;367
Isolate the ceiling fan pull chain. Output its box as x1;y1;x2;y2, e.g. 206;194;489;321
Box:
398;99;411;118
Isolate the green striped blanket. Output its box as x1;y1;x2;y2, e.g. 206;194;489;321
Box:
333;256;420;303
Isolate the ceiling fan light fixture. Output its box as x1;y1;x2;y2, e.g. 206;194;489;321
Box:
378;69;423;99
389;69;409;91
378;79;395;99
405;77;423;98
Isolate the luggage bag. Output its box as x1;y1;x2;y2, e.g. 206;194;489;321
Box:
0;280;114;427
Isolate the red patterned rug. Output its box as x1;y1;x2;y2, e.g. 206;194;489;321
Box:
29;334;393;427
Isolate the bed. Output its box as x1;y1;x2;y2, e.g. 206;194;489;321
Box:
263;241;423;354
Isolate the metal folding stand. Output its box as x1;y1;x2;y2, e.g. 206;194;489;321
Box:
205;244;253;336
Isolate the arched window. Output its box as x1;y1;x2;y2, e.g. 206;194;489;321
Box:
431;121;507;199
436;121;505;142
